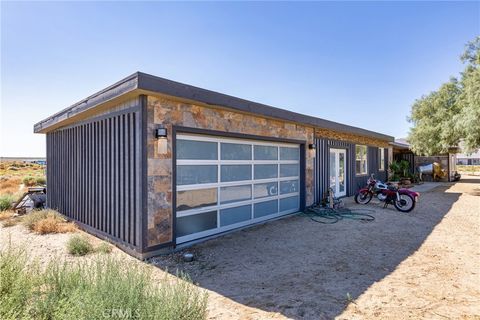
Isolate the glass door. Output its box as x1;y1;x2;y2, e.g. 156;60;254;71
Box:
329;148;347;197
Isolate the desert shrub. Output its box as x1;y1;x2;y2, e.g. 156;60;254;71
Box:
0;177;22;195
33;217;60;234
22;176;36;187
0;245;208;320
22;209;63;231
0;195;14;211
67;235;94;256
57;222;77;233
96;242;112;254
35;176;46;185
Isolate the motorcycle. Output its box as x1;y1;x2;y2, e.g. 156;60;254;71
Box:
354;174;419;212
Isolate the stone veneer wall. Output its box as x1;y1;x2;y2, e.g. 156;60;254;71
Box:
146;95;315;247
315;128;390;148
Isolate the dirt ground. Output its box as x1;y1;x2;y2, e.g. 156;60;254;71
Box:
1;177;479;319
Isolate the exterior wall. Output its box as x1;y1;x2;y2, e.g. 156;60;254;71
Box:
45;99;145;254
315;138;388;200
315;128;390;148
146;95;315;248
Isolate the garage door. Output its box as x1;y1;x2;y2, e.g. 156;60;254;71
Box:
175;134;301;244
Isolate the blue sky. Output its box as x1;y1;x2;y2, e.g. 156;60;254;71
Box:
1;1;479;157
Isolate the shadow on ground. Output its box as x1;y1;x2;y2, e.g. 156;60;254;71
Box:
152;179;477;319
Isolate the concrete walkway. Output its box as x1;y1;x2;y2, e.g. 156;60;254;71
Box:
409;181;451;192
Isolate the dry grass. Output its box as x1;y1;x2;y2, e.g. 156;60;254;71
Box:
22;209;77;234
0;210;14;221
0;177;22;195
2;218;20;228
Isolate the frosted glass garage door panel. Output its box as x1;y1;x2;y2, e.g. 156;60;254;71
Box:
254;145;278;160
177;140;217;160
220;205;252;227
254;164;278;180
220;185;252;204
280;196;299;212
221;143;252;160
254;182;278;199
280;180;299;195
177;165;218;185
254;200;278;218
280;164;299;177
221;165;252;182
176;211;217;237
280;147;299;160
177;188;217;211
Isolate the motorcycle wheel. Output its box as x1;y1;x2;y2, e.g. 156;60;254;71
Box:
394;194;415;212
354;191;372;204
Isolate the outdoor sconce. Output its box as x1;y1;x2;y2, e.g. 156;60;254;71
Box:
155;126;168;155
308;143;316;157
155;127;167;139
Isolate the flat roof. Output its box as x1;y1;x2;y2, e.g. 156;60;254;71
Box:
34;71;394;141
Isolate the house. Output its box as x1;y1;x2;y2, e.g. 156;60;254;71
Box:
457;150;480;165
34;72;394;258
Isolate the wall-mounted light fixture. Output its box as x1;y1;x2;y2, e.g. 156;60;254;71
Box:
155;126;167;139
155;126;168;155
308;143;316;150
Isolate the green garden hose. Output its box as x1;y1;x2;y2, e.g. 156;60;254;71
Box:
301;205;376;224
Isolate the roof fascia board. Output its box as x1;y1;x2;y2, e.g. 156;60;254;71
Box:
137;72;394;142
34;71;394;142
34;73;139;133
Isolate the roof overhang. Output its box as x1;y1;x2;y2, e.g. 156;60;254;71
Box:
34;72;394;142
389;141;411;150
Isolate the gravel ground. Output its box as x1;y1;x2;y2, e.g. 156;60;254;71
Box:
1;177;479;319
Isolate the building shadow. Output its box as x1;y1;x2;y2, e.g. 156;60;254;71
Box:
153;182;469;319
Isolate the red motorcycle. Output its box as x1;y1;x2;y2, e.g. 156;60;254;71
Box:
354;174;419;212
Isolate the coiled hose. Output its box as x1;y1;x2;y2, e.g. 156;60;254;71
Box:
302;205;376;224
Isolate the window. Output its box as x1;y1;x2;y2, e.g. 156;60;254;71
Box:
355;145;368;175
379;148;385;171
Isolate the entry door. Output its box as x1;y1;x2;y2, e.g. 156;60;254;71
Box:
329;148;347;197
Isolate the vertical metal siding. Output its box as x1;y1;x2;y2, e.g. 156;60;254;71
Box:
45;107;142;248
315;138;387;200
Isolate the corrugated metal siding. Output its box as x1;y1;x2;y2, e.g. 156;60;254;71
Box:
315;138;388;202
315;138;355;201
46;107;142;248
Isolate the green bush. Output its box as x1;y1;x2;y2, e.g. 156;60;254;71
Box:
0;245;208;320
22;176;36;187
0;194;14;211
35;176;46;185
67;235;94;256
96;242;112;254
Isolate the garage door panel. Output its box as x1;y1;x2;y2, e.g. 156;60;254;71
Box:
177;139;217;160
254;200;278;218
177;165;217;185
176;211;217;237
220;205;252;227
175;134;301;244
220;185;252;204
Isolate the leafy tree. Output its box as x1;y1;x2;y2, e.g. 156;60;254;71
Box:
408;37;480;155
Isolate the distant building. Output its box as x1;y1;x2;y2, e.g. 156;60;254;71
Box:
457;150;480;165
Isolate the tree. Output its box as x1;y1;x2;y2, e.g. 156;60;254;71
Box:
408;37;480;155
